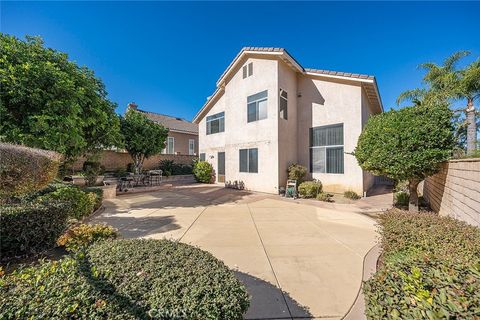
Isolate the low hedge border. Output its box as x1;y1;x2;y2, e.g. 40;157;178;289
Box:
0;201;69;257
363;209;480;319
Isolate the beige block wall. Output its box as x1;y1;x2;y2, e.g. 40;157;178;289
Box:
165;131;198;156
423;159;480;227
297;76;365;194
199;57;280;193
72;150;196;171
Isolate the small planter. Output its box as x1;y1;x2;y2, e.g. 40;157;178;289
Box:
69;175;105;186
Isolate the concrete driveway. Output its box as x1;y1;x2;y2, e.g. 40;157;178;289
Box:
90;184;378;319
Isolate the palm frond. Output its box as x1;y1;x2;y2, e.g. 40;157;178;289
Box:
443;50;470;71
396;88;426;106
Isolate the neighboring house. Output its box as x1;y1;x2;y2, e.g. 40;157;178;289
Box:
127;103;198;156
193;47;383;195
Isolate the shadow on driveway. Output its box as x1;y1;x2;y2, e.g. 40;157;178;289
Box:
235;271;312;319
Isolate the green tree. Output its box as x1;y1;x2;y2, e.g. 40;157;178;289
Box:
120;109;168;174
398;51;480;155
0;34;122;160
354;105;455;212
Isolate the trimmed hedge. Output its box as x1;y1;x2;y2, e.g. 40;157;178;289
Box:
0;143;61;199
0;239;250;319
364;209;480;319
38;185;96;220
0;201;68;257
298;180;322;198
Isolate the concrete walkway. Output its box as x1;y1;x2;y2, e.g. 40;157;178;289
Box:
90;185;381;319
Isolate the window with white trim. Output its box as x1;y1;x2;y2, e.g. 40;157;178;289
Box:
310;124;344;174
206;112;225;135
279;89;288;120
247;90;268;123
199;153;206;161
242;62;253;79
167;137;175;154
239;148;258;173
188;139;195;155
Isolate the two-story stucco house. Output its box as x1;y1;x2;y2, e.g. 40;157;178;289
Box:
193;47;383;195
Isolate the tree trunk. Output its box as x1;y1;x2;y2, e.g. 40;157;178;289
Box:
466;98;477;156
408;179;420;212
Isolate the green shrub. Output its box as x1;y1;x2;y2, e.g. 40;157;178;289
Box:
0;239;250;319
193;161;214;183
316;192;333;202
83;186;103;210
287;163;307;183
39;186;96;220
159;159;193;176
82;161;104;186
364;209;480;319
0;143;61;200
344;190;360;200
298;180;322;198
57;224;118;252
0;201;68;257
394;191;409;207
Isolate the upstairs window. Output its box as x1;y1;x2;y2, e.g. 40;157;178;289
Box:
239;148;258;173
206;112;225;135
279;89;288;120
242;62;253;79
167;137;175;154
310;124;344;174
189;139;195;155
247;90;268;123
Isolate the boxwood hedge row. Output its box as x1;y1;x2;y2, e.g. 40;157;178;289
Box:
0;201;68;257
0;239;250;319
364;209;480;319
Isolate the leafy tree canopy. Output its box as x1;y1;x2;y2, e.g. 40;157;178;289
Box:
0;34;122;160
120;109;169;173
355;104;455;211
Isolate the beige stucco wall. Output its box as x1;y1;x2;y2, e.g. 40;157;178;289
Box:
199;57;280;193
361;87;376;195
423;159;480;227
277;60;299;188
164;131;198;156
297;76;365;194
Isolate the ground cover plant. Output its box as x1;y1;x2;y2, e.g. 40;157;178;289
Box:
0;239;250;320
57;224;118;252
364;209;480;319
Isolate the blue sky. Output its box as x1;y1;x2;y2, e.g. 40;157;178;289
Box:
2;1;479;120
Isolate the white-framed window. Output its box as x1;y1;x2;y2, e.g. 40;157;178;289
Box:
247;90;268;123
239;148;258;173
167;137;175;154
279;89;288;120
206;112;225;135
310;124;344;174
189;139;195;155
242;62;253;79
199;153;206;161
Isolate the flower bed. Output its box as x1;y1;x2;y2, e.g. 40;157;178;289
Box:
364;209;480;319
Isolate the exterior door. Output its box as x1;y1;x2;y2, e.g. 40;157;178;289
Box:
218;152;225;183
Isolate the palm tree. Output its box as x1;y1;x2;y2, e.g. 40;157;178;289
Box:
398;51;480;155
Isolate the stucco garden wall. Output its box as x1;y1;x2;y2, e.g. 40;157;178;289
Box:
72;150;196;171
423;158;480;227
